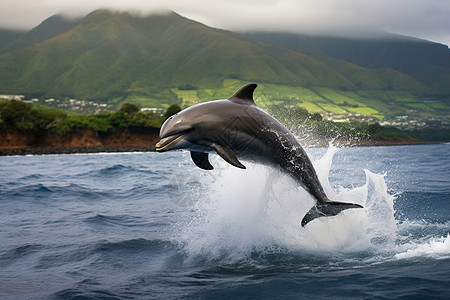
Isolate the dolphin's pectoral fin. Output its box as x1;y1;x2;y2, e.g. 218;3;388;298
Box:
301;201;363;227
190;151;214;170
211;144;246;169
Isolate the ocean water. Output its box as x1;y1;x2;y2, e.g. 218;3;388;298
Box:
0;144;449;299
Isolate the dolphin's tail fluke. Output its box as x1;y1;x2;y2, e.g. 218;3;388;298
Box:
301;201;363;227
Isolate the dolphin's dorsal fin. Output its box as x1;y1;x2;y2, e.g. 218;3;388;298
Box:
228;83;258;105
190;151;214;170
211;143;246;169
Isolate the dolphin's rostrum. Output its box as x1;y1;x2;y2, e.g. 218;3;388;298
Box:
156;83;363;226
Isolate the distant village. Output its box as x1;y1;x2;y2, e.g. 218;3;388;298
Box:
322;112;430;130
0;94;439;130
0;94;165;116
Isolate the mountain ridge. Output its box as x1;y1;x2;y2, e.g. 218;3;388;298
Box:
0;9;448;123
0;14;80;54
245;32;450;93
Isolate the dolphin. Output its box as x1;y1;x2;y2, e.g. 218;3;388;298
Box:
156;83;363;226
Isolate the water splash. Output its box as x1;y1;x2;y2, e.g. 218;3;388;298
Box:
170;146;449;262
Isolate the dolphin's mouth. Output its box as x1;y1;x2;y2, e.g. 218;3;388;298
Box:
156;135;183;152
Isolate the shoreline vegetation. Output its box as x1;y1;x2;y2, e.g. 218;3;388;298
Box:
0;100;447;156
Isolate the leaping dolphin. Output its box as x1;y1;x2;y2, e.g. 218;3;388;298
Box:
156;83;363;226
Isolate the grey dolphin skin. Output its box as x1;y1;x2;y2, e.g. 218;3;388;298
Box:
156;83;363;226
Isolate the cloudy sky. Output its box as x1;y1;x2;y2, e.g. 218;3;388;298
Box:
0;0;449;46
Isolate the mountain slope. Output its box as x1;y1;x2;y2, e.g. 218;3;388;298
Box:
0;14;80;54
246;32;450;93
0;29;24;53
0;9;448;124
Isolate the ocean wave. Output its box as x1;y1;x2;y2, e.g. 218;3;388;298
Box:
96;164;134;176
53;286;123;300
0;244;43;268
396;219;450;242
94;238;175;253
17;174;46;181
84;214;150;227
0;183;54;199
395;234;450;260
85;163;161;177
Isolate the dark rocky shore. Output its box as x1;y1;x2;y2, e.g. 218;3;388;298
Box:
0;145;156;156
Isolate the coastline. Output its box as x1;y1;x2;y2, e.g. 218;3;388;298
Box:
0;145;156;156
0;127;160;156
0;140;441;157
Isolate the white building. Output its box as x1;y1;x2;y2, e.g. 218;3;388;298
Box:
0;94;25;101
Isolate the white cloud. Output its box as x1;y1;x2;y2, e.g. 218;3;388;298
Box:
0;0;449;46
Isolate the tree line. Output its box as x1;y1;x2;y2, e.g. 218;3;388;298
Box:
0;100;181;134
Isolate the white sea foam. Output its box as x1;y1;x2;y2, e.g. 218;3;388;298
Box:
395;234;450;260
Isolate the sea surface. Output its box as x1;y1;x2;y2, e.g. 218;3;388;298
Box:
0;144;449;299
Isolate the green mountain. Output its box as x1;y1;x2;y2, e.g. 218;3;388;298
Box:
0;29;24;53
245;32;450;93
0;14;80;54
0;9;448;124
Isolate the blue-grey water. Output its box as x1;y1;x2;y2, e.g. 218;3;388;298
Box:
0;144;449;299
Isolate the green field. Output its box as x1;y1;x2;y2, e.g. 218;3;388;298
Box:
118;78;448;123
319;103;349;114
